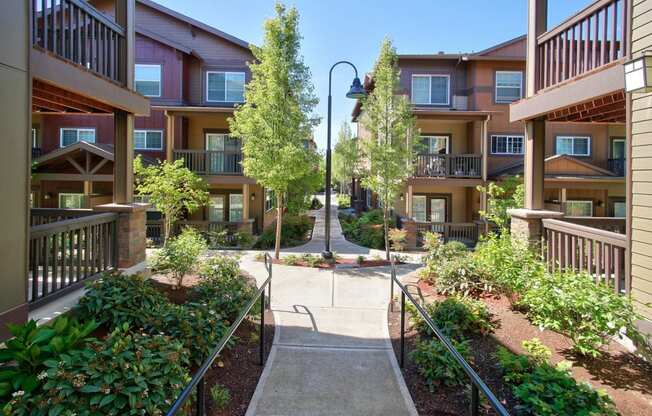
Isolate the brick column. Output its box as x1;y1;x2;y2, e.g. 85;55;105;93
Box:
95;203;148;269
508;208;564;249
236;219;254;235
401;218;418;250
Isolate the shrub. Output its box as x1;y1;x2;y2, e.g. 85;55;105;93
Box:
420;235;469;281
300;254;323;267
77;273;167;329
282;254;302;266
210;384;231;410
151;227;208;287
310;197;323;210
414;296;496;340
0;317;98;400
254;215;313;249
388;228;407;251
431;255;494;297
234;231;254;249
6;325;191;416
339;210;385;249
410;338;471;389
521;270;645;357
336;194;351;209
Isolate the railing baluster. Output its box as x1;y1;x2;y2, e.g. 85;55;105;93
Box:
400;291;405;368
585;14;591;72
610;1;618;62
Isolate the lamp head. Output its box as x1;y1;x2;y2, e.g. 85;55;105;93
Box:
346;77;367;99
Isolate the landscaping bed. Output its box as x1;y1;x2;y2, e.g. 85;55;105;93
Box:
258;253;396;269
254;215;315;249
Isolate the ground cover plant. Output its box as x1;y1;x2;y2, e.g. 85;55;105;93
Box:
254;215;313;249
339;209;385;249
336;194;351;209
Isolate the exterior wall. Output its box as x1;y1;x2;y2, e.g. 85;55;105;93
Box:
0;0;30;337
398;58;464;104
184;112;231;150
630;0;652;321
545;123;626;170
136;34;183;105
543;186;625;217
415;119;471;153
397;182;475;223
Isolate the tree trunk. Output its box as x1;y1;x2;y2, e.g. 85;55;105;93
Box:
351;177;356;201
383;206;390;261
274;194;283;260
163;216;172;245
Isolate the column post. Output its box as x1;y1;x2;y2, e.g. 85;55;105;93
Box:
526;0;547;97
524;119;546;210
165;111;175;162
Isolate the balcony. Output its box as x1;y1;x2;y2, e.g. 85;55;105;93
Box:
173;150;243;175
607;157;625;176
414;154;482;179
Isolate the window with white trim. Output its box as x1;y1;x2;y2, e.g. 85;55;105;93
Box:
209;195;225;222
206;71;245;102
229;194;244;222
60;128;95;147
564;200;593;217
556;136;590;156
265;189;275;212
422;135;449;154
495;71;523;103
491;135;524;155
134;130;163;150
59;193;85;209
412;196;427;222
135;64;161;97
411;75;450;105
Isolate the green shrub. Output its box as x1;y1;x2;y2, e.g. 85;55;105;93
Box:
414;296;496;340
410;338;471;389
310;197;323;210
77;273;167;329
388;228;407;251
0;317;98;400
151;227;208;287
6;325;191;416
422;233;468;264
282;254;302;266
210;384;231;410
336;194;351;209
301;254;323;267
430;254;494;297
339;210;385;249
522;270;645;357
254;215;313;249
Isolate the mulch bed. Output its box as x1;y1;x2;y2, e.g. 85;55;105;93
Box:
389;280;652;416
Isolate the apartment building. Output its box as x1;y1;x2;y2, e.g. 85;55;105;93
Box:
353;35;626;247
31;0;276;237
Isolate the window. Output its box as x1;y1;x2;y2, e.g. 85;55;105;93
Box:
556;136;590;156
495;71;523;103
206;71;245;102
411;75;450;105
422;135;449;154
612;201;626;218
412;196;427;222
135;64;161;97
265;189;275;212
60;128;95;147
209;196;225;222
430;198;447;223
134;130;163;150
564;200;593;217
491;135;524;155
229;194;244;222
59;193;85;209
611;138;625;159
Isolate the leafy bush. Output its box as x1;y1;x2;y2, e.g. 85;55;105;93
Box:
282;254;301;266
77;273;167;329
521;270;645;357
254;215;313;249
339;210;385;249
431;255;494;297
151;227;208;287
300;254;323;267
414;296;496;340
0;317;98;400
410;338;471;389
6;325;191;416
388;228;407;251
422;233;468;264
210;384;231;410
336;194;351;209
207;229;254;249
496;340;617;416
310;197;323;210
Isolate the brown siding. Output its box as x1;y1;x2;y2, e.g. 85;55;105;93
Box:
398;58;465;105
629;0;652;320
135;34;183;105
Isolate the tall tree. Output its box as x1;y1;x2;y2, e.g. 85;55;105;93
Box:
230;3;319;259
133;156;209;242
360;38;418;260
332;122;359;195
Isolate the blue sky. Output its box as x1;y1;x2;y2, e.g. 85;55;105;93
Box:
155;0;592;151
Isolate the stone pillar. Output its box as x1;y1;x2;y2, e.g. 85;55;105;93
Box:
95;203;148;269
508;208;563;249
401;218;418;250
236;219;254;235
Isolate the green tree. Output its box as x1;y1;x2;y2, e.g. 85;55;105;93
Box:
286;150;324;215
476;175;524;228
359;38;418;259
229;3;319;259
134;156;209;242
332;122;359;195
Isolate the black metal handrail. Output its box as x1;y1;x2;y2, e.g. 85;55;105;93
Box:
166;253;273;415
390;259;510;416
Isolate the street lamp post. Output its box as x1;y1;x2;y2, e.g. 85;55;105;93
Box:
322;61;366;259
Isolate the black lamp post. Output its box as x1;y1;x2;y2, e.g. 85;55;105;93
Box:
322;61;366;259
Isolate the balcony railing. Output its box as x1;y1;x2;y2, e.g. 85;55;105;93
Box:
414;222;480;247
173;150;243;175
31;0;126;85
32;147;43;159
30;208;96;226
536;0;628;92
414;154;482;178
562;216;626;234
607;157;625;176
146;220;248;247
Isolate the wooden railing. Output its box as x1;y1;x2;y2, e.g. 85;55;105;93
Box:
415;154;482;178
30;208;96;226
536;0;628;92
32;147;43;159
173;150;243;175
542;218;628;294
562;216;626;234
28;212;118;308
146;220;246;247
607;157;626;176
31;0;126;85
415;222;480;247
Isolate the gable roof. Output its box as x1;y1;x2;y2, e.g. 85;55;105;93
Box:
397;35;526;62
473;35;526;59
34;142;158;168
490;154;619;179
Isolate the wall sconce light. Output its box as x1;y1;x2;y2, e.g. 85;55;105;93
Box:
250;193;255;201
44;193;51;200
399;193;404;201
624;52;652;93
597;200;604;208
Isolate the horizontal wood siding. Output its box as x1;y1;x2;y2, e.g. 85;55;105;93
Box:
630;0;652;319
135;34;182;104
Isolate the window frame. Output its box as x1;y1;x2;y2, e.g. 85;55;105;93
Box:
555;135;591;157
134;129;164;151
490;134;525;155
265;188;275;212
411;74;451;106
564;200;594;217
58;193;85;209
228;193;244;222
206;71;246;103
59;128;96;148
134;64;162;97
494;71;523;104
421;135;450;154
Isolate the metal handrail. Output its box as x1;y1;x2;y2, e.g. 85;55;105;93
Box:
165;253;273;415
390;258;510;416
